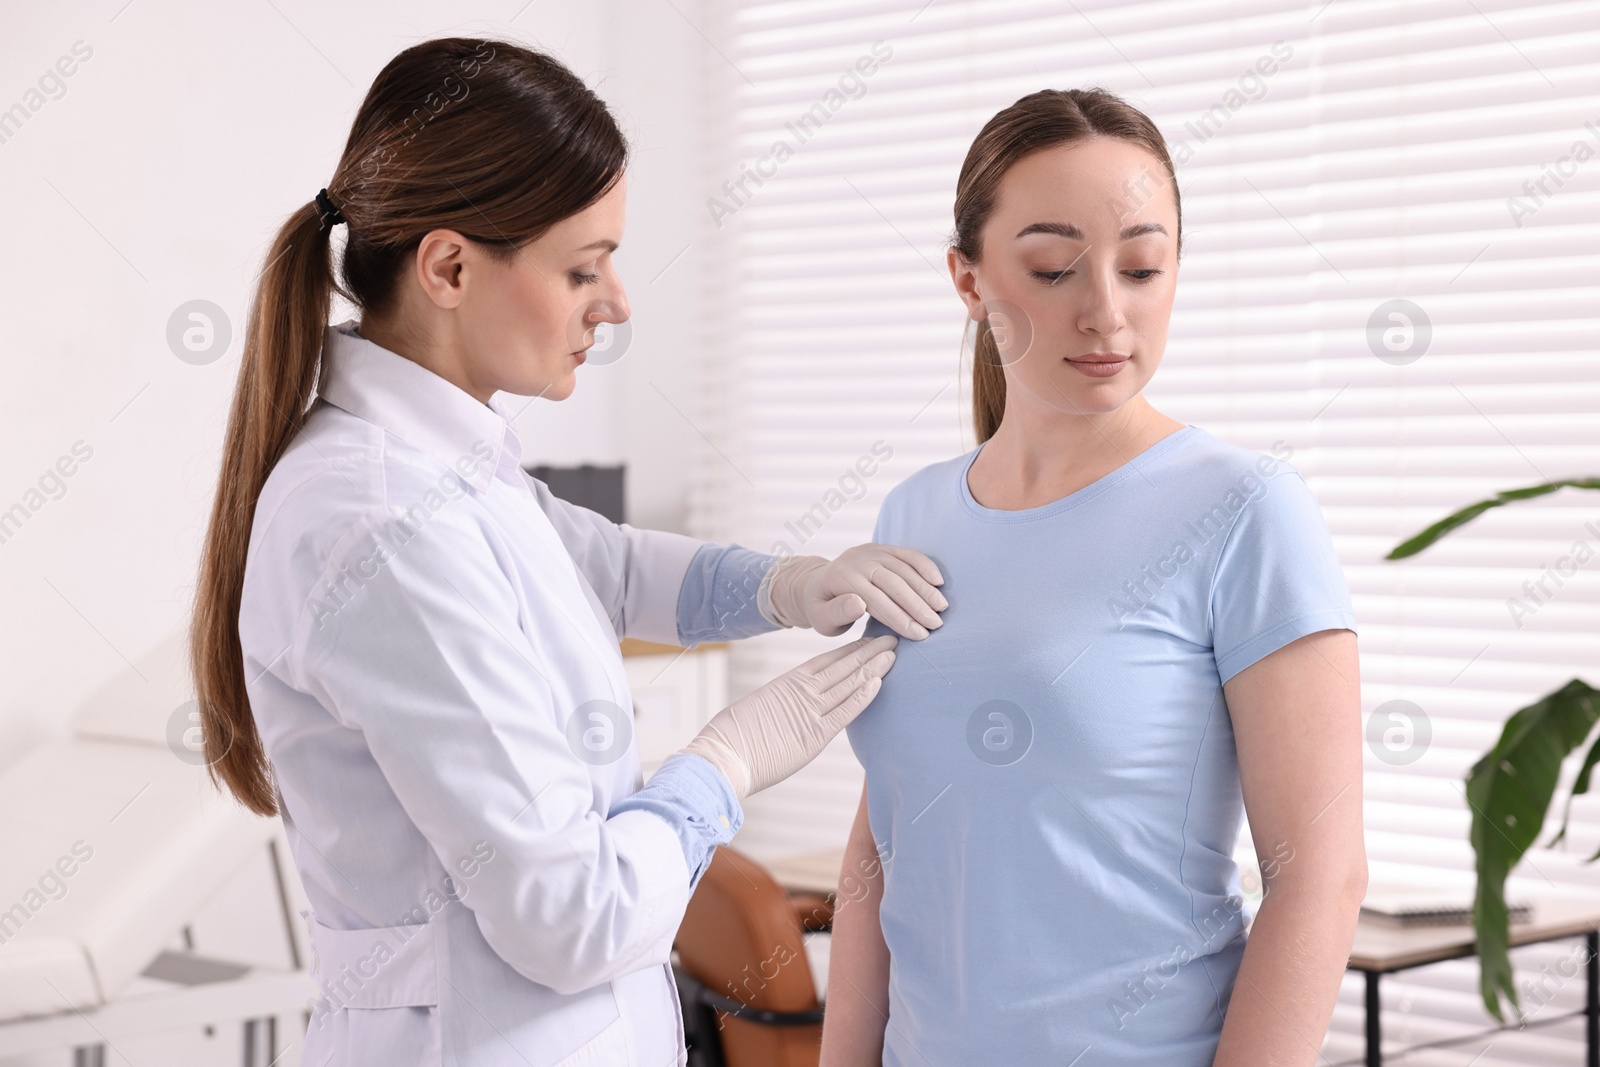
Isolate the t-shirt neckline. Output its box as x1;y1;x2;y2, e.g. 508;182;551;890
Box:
957;424;1200;523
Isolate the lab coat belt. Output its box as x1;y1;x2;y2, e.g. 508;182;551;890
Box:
305;910;440;1010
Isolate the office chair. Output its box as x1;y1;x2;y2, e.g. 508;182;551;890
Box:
674;846;833;1067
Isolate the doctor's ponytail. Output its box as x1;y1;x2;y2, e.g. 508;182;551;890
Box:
192;37;628;816
952;89;1183;444
191;194;336;816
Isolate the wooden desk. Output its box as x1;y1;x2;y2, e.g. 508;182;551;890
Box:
618;638;730;657
1346;896;1600;1067
761;853;1600;1066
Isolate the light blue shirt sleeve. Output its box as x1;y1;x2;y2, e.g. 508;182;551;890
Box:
611;752;744;889
1210;470;1359;685
676;542;783;646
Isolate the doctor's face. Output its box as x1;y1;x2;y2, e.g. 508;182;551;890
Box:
459;175;631;403
949;138;1179;419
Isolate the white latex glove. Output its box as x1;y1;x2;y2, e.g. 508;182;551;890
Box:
762;544;948;639
681;634;898;799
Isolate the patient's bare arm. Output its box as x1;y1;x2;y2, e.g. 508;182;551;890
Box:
1212;629;1366;1066
819;786;890;1066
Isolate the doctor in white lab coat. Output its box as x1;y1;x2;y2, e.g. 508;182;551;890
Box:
190;37;947;1067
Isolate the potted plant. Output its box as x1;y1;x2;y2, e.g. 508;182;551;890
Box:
1386;478;1600;1023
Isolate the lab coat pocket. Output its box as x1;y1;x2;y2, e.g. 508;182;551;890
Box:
306;912;440;1010
552;1012;630;1067
305;911;444;1065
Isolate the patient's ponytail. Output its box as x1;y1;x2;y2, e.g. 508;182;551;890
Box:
192;37;628;815
952;88;1183;444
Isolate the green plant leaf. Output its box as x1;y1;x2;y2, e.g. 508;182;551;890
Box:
1384;478;1600;1021
1548;728;1600;859
1386;480;1600;560
1467;679;1600;1022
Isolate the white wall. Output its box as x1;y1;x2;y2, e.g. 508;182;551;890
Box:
0;0;711;763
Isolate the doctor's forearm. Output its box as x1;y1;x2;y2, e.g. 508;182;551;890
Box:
675;543;783;645
1210;877;1364;1066
611;751;743;889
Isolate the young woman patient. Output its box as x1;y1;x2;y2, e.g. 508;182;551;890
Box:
820;89;1367;1066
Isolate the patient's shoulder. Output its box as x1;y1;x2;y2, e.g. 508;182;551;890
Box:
1151;426;1304;494
880;449;974;510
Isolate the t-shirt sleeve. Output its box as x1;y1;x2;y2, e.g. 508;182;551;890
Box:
1209;469;1357;685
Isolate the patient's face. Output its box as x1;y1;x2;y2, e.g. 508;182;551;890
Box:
959;137;1179;418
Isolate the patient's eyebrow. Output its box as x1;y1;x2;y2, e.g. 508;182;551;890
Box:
1015;221;1168;241
573;238;619;253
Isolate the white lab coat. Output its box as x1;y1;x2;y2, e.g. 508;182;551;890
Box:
239;320;720;1066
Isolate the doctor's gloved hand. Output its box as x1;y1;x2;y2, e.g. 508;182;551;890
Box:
761;544;947;640
680;634;898;799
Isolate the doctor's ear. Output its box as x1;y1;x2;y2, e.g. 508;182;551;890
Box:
412;228;472;310
946;247;985;321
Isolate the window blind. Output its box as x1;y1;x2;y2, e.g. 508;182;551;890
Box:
690;0;1600;1060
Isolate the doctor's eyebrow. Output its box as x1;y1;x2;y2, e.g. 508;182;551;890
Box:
1014;220;1168;241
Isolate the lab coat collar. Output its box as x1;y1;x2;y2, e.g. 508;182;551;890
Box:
318;319;521;494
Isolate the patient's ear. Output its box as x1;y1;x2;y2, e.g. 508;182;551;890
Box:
947;247;985;320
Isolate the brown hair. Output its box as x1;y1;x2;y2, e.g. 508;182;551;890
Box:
192;38;628;815
952;88;1183;443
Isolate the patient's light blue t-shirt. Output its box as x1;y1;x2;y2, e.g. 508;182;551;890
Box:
847;425;1357;1067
